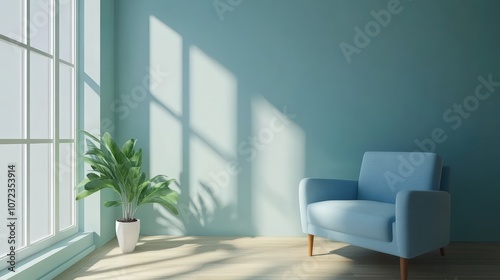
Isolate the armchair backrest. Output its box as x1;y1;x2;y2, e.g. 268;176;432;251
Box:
357;151;443;203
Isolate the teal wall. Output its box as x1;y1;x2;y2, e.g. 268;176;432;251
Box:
97;0;120;247
113;0;500;241
78;0;119;247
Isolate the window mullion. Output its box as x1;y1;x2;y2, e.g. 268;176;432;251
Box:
24;0;31;248
54;0;60;234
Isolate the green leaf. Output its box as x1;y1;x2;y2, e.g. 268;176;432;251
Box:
137;172;146;187
86;173;100;180
150;174;169;183
76;189;99;200
121;139;137;158
139;183;177;206
82;130;100;143
82;157;107;171
104;200;122;207
84;178;116;192
85;148;107;160
130;148;142;167
138;179;175;204
82;157;114;179
161;190;179;204
143;196;179;215
76;178;90;189
102;132;127;165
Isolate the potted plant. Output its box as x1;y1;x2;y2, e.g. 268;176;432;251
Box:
75;131;179;253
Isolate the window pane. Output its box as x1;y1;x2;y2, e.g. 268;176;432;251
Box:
29;144;52;243
0;40;25;139
59;63;73;139
0;145;25;256
58;143;74;230
59;0;74;63
30;52;52;139
30;0;53;54
0;0;25;43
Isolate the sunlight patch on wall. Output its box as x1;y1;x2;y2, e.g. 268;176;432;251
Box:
148;16;184;232
83;83;100;136
149;102;182;190
83;0;100;85
189;45;237;224
149;94;184;234
82;82;101;228
149;16;182;115
251;95;305;235
148;15;182;182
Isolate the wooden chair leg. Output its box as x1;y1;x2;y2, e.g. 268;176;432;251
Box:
440;247;445;256
400;257;408;280
307;234;314;256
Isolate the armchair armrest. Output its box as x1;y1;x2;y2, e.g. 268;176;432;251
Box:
299;178;358;233
396;190;451;258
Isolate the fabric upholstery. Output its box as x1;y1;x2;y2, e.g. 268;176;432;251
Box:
299;178;358;232
358;151;443;203
308;200;395;242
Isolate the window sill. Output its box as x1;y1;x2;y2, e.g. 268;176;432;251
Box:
0;232;95;280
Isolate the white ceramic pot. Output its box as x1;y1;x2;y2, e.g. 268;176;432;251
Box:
116;219;140;253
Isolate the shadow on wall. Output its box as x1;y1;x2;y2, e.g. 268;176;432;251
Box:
117;0;309;236
116;0;500;241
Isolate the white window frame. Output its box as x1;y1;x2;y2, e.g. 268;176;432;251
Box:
0;0;78;270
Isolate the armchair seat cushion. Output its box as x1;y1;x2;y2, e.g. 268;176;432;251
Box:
307;200;395;242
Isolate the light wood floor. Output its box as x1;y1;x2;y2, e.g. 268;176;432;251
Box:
55;236;500;280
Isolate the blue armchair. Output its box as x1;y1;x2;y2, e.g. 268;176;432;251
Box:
299;152;451;280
